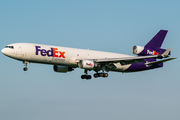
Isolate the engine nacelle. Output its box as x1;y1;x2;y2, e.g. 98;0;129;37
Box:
53;65;74;73
132;46;144;55
132;45;170;56
78;60;97;69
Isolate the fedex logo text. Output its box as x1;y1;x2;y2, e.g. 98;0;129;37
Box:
86;63;93;66
147;50;159;55
35;46;65;58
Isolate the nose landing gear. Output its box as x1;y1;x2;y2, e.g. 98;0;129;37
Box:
23;61;28;71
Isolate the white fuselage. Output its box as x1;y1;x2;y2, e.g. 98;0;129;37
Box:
2;43;133;72
2;30;174;80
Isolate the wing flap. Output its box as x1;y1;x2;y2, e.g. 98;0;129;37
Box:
119;59;144;65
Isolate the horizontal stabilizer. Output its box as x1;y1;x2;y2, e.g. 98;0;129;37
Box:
145;57;176;66
160;48;171;58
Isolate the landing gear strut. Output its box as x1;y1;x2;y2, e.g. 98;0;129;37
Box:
23;61;28;71
81;69;92;80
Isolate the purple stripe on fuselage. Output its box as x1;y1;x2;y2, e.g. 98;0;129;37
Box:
125;58;163;72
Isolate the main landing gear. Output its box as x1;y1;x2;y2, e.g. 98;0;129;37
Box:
81;69;92;80
93;73;108;78
23;61;28;71
93;65;108;79
81;69;108;80
81;74;92;80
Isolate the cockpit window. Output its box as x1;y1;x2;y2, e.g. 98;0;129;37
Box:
5;46;14;49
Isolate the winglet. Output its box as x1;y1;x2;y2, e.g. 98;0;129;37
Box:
160;48;171;58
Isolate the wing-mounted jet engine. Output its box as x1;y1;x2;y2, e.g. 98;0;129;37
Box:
78;60;98;69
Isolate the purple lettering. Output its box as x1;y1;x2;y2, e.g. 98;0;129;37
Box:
35;46;41;55
35;46;65;58
41;49;47;56
47;48;53;57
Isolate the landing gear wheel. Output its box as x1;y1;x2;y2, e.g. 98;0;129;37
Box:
103;73;108;77
86;75;91;80
81;69;92;80
23;67;28;71
94;73;99;78
81;75;85;79
93;73;108;78
99;73;104;77
81;75;92;80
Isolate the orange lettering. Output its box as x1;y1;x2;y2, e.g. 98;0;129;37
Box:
53;48;59;57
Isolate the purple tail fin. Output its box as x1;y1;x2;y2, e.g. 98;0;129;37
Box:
133;30;170;56
145;30;168;49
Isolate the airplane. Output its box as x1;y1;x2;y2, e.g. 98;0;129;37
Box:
1;30;176;80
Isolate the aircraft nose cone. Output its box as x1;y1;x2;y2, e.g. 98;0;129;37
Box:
1;47;15;58
1;48;5;54
1;48;9;56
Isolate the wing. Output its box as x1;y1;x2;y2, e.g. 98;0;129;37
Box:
76;48;172;66
95;48;172;65
95;55;159;65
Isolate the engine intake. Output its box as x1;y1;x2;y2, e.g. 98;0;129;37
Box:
132;46;144;55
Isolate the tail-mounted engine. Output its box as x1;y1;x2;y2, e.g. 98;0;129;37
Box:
132;45;170;56
132;46;144;55
78;60;98;69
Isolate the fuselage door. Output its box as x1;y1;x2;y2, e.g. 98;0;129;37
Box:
17;46;26;59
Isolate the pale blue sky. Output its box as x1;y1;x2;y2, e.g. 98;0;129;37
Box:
0;0;180;120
